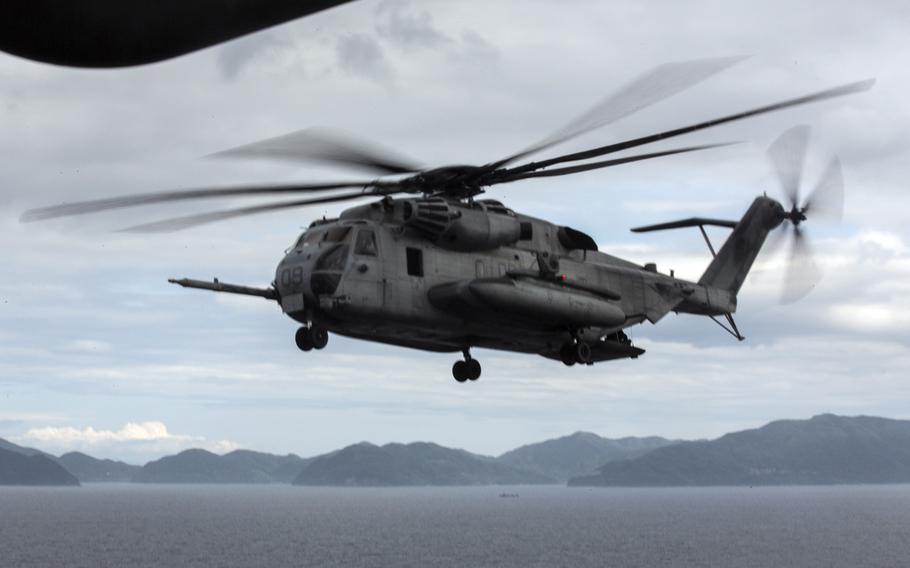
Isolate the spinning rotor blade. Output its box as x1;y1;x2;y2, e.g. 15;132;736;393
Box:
503;79;874;178
20;180;385;222
120;191;382;233
803;157;844;221
767;125;810;208
495;142;736;183
780;226;822;304
208;128;423;175
496;55;747;167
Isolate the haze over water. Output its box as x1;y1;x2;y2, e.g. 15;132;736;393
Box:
3;485;909;568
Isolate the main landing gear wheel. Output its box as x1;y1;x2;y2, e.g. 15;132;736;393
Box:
575;341;593;365
452;351;481;382
295;325;329;352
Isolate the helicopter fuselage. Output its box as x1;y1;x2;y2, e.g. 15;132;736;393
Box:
273;197;741;364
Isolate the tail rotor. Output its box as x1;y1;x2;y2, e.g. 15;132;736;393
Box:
766;126;845;303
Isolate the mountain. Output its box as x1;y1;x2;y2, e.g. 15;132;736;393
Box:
133;449;308;483
219;450;310;483
498;432;675;482
0;446;79;486
0;437;51;457
57;452;141;482
570;414;910;487
294;442;555;486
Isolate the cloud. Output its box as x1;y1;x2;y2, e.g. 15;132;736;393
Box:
336;34;394;80
21;421;239;461
25;421;192;445
375;1;452;49
217;33;290;80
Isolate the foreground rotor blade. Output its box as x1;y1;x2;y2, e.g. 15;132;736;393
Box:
767;125;810;208
803;157;844;221
208;128;423;175
20;180;382;222
495;143;735;184
495;56;747;167
505;79;874;177
781;226;822;304
120;191;383;233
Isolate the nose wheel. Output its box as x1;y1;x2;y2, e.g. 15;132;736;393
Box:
295;325;329;352
452;350;481;382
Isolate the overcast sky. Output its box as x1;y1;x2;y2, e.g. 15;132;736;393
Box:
1;0;908;463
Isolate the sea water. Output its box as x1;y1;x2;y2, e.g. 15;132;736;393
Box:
2;484;909;567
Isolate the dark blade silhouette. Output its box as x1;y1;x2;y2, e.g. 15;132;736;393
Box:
20;181;385;222
502;79;873;178
208;128;423;175
120;192;378;233
495;143;736;184
492;56;747;168
0;0;353;68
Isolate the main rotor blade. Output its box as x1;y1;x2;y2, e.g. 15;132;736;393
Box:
803;157;844;221
20;180;384;222
119;191;382;233
767;125;810;209
494;56;746;167
494;143;735;184
208;128;423;175
781;226;822;304
505;79;874;177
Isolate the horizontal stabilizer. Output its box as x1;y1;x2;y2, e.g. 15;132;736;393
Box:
168;278;278;300
630;217;737;233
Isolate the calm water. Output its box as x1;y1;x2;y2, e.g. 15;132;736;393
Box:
2;484;910;568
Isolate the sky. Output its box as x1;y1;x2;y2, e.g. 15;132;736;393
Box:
1;0;908;464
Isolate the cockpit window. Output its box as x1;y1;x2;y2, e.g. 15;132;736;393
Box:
323;226;352;243
314;244;350;271
294;230;323;249
354;229;377;256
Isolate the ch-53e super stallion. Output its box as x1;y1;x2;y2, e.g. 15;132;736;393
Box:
23;58;871;382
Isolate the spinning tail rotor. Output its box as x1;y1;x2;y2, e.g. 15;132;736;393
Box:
765;125;846;303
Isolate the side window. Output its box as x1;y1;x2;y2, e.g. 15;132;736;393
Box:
475;260;485;278
519;222;533;240
406;247;423;277
355;229;377;256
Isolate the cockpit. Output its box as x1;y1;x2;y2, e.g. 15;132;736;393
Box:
278;222;380;302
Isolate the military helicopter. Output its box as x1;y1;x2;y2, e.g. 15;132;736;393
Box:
22;58;871;382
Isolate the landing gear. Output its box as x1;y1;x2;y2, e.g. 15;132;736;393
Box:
560;343;576;366
453;350;481;382
295;325;328;352
560;337;593;366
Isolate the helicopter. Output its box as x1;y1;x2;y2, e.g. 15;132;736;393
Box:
22;57;871;382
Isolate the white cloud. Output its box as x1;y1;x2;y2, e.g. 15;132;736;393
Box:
20;421;239;461
25;421;192;445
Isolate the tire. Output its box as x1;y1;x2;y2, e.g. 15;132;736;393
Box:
452;360;468;382
310;326;329;350
466;359;481;381
575;341;592;365
560;343;576;366
295;327;314;352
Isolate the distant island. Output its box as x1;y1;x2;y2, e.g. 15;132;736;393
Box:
4;414;910;488
0;445;79;486
294;442;554;486
569;414;910;487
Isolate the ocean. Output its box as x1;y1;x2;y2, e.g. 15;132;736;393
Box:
2;484;909;567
